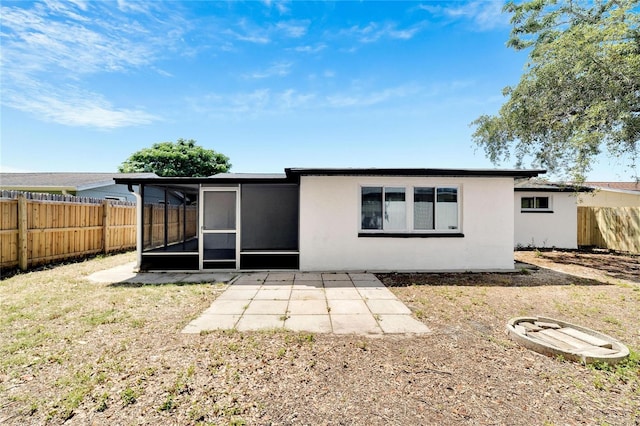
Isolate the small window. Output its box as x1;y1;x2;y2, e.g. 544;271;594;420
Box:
521;196;551;211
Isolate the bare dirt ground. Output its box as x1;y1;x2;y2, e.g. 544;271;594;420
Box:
1;251;638;426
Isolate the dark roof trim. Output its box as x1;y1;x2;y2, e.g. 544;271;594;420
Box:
114;175;295;185
515;186;592;193
285;167;545;178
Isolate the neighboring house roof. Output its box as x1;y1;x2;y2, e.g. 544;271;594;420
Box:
515;179;592;192
583;181;640;195
0;172;157;192
115;168;545;185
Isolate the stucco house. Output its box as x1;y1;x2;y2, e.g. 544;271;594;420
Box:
514;180;591;249
116;167;542;272
0;172;157;202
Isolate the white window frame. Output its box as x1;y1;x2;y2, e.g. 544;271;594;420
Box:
359;184;461;234
520;195;552;212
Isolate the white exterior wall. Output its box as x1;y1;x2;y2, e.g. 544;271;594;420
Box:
578;190;640;207
299;176;515;271
514;191;577;249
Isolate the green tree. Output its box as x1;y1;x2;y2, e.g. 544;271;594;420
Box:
471;0;639;181
118;139;231;177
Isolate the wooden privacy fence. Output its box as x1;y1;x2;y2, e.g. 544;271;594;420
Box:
1;193;137;271
578;206;640;254
143;204;197;250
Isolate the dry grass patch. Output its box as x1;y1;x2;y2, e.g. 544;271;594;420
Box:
0;251;638;425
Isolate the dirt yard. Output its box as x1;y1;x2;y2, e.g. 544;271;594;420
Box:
0;251;638;425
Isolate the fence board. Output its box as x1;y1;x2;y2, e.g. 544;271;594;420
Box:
578;206;640;254
0;193;137;271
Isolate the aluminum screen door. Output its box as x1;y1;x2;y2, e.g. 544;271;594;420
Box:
200;189;239;269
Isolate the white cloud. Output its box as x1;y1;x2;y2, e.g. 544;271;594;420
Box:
291;43;327;53
341;21;424;43
418;1;508;30
326;85;420;108
276;20;309;38
243;62;293;79
190;83;426;117
0;1;184;128
3;79;156;128
262;0;290;15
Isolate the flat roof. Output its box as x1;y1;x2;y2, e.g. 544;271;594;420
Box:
285;167;545;178
114;167;545;185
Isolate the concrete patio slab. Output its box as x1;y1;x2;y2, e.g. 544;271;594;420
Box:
183;272;430;336
88;262;431;336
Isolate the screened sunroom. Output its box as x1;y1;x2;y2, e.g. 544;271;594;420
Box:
117;174;300;271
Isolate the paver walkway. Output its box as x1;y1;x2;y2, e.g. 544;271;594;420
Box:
183;272;430;335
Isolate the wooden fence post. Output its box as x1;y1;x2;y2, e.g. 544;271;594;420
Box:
103;200;110;254
18;194;28;271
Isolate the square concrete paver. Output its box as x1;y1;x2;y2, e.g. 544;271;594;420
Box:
331;314;382;335
203;300;248;315
365;299;412;314
266;272;295;281
352;279;385;288
357;287;397;300
253;288;291;300
294;273;323;281
325;287;362;300
285;315;332;333
216;289;259;300
183;314;241;333
327;299;370;314
288;299;328;315
292;280;323;289
322;273;351;281
236;314;284;331
244;300;289;315
290;289;325;300
376;315;431;334
349;273;376;281
323;280;354;288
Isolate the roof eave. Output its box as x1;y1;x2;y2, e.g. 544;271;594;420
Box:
285;168;545;179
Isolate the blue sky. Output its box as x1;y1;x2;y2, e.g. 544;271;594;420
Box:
0;0;633;180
